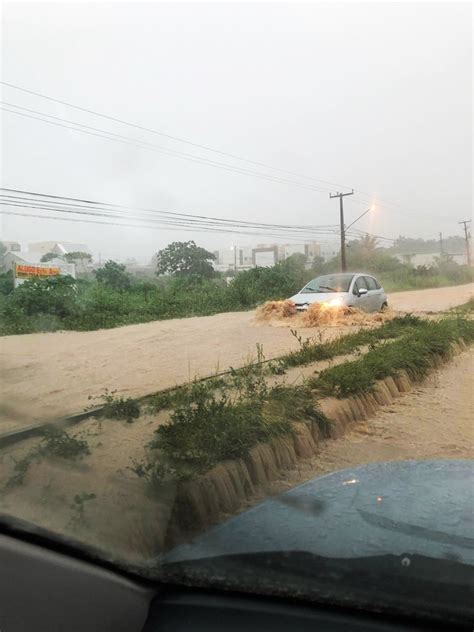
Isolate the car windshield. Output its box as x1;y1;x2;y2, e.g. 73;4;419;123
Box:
1;1;473;625
301;274;354;293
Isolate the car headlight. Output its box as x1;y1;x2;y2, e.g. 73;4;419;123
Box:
324;297;345;308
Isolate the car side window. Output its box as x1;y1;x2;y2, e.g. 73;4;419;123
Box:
364;276;377;291
353;276;367;295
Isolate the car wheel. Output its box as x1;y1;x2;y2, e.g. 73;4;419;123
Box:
380;302;388;312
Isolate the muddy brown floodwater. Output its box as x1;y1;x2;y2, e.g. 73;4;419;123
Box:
0;283;472;427
0;344;471;562
256;347;474;504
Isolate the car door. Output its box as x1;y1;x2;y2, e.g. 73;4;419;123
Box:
363;276;379;311
352;275;371;311
364;276;383;311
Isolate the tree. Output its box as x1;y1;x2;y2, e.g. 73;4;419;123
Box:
40;252;60;263
0;270;14;295
64;251;93;276
93;260;132;291
156;241;216;278
359;234;379;252
64;251;92;264
136;280;156;304
12;275;77;317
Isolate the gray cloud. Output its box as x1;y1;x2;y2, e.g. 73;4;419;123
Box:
1;2;472;262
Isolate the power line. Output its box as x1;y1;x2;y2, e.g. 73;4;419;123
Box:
0;190;346;240
7;102;427;223
0;207;348;242
349;227;397;242
1;106;336;194
352;192;453;223
459;220;472;267
0;188;390;242
0;196;338;234
0;80;353;192
0;188;338;233
1;82;453;224
0;201;342;239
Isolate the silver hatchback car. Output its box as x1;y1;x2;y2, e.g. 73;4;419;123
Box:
289;272;388;312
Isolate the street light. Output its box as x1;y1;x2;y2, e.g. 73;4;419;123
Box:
345;205;376;232
340;205;375;271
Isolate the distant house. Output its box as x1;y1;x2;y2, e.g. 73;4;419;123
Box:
279;241;321;262
2;251;76;286
28;241;91;257
395;252;469;267
253;245;279;267
0;240;21;253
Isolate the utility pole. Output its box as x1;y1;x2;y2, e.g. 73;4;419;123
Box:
329;190;354;272
459;220;472;268
439;232;443;255
233;245;237;271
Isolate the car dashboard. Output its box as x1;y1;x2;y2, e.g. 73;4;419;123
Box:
0;530;467;632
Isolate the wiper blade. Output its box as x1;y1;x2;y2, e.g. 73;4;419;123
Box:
318;285;338;292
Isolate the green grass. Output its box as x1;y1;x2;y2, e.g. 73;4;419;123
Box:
87;389;141;423
448;296;474;315
1;252;471;335
279;314;422;369
130;314;473;490
310;317;474;397
145;315;424;414
133;364;328;489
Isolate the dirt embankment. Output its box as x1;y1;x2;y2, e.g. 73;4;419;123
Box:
0;283;472;427
266;347;473;496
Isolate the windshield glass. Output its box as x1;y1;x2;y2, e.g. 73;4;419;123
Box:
1;0;473;625
301;274;354;293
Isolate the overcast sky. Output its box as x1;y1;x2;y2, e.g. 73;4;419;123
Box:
1;1;472;263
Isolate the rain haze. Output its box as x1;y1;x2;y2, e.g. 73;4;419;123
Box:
1;4;474;612
1;1;472;262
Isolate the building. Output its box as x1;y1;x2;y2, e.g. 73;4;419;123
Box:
213;247;253;272
253;245;279;267
320;244;339;261
3;251;76;287
0;240;21;253
395;252;470;267
28;241;91;257
279;241;321;262
213;241;322;271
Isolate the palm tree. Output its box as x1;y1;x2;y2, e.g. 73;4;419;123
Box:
358;234;379;252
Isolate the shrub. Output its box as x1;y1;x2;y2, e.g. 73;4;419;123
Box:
311;317;474;397
10;275;77;318
3;428;90;491
40;427;90;459
92;389;141;423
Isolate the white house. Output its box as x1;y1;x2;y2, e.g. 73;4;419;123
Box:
28;241;91;257
395;252;469;267
3;251;76;287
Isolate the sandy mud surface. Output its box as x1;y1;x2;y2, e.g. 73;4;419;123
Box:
0;283;472;427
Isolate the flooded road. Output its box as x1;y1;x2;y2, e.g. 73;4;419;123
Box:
0;283;472;426
260;347;473;501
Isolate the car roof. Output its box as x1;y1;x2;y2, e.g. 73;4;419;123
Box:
315;272;376;278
